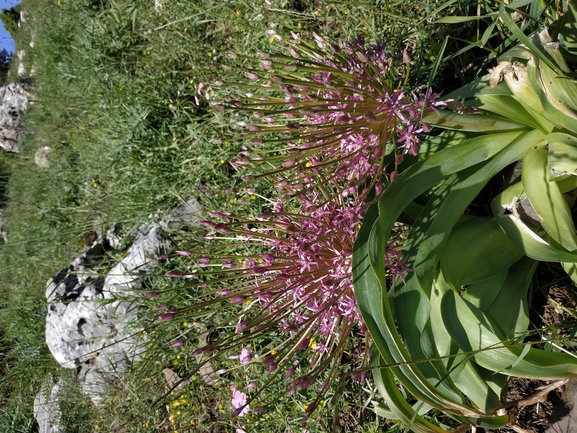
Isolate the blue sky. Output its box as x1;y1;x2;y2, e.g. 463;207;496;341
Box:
0;0;21;53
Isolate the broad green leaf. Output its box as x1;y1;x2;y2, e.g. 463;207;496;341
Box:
443;76;511;100
499;58;556;133
547;132;577;180
561;262;577;286
354;132;525;416
526;54;577;134
523;143;577;252
428;272;505;414
415;129;544;293
441;290;577;378
422;110;530;132
440;217;524;289
470;94;543;130
484;257;537;339
371;348;470;433
461;269;509;311
491;184;577;262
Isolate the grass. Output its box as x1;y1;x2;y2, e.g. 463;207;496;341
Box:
0;0;537;432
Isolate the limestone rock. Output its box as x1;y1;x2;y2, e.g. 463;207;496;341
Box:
35;146;52;168
0;81;31;152
33;378;65;433
44;198;203;405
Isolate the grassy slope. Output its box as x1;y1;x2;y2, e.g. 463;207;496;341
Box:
0;0;508;431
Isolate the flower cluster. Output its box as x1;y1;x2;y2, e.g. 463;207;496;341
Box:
162;193;407;405
216;32;440;198
151;32;431;423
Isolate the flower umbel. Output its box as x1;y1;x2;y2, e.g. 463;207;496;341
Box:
171;193;407;404
217;33;439;198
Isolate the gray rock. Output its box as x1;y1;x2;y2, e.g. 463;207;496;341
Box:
547;379;577;433
33;378;65;433
44;198;203;406
0;81;31;152
35;146;52;168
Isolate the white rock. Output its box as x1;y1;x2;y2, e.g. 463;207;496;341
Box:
35;146;52;168
33;379;65;433
0;81;31;152
44;198;203;405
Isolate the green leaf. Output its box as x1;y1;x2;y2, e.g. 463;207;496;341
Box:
484;257;537;339
415;129;544;294
428;272;506;414
441;217;524;289
546;132;577;180
491;181;577;262
523;143;577;252
422;110;530;132
434;13;498;23
371;348;468;433
441;290;577;378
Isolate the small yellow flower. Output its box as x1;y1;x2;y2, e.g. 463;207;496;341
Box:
191;375;197;381
182;321;188;327
119;88;123;92
269;37;275;44
250;195;256;200
218;403;223;409
172;401;179;407
303;404;309;411
305;161;311;167
220;159;225;164
271;350;277;355
236;9;241;15
168;104;173;109
143;422;149;427
245;300;251;306
207;52;212;57
229;198;236;204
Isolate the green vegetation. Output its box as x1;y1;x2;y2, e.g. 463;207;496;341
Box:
1;0;576;432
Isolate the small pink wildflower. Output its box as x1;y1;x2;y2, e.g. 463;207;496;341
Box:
229;347;251;364
231;386;250;417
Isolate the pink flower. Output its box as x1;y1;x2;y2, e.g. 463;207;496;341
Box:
231;386;250;417
230;348;251;364
216;36;440;200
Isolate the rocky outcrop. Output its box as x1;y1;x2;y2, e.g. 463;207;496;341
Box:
0;81;31;152
43;198;202;408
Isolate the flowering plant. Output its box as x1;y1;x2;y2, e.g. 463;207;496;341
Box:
152;31;437;422
217;31;439;198
353;5;577;432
